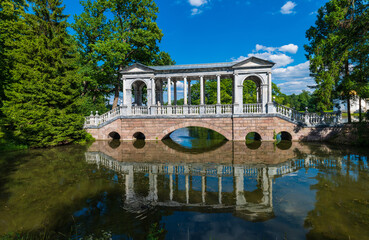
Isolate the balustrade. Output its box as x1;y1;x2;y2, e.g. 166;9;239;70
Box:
205;105;216;115
84;103;342;127
131;106;148;115
221;104;233;114
243;103;262;114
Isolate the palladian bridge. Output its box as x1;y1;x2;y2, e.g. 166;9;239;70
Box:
84;56;342;141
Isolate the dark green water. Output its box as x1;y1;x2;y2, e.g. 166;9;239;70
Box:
1;127;369;239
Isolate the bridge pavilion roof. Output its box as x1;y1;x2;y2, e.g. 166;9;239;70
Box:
120;56;275;75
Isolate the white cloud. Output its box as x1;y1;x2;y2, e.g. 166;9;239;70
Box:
189;0;207;7
273;61;315;94
191;8;202;15
249;52;294;67
232;44;313;94
279;44;298;54
281;1;297;14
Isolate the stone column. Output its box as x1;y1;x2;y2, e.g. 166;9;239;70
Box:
200;76;204;105
262;84;269;114
167;77;171;105
268;72;272;103
188;80;192;105
174;80;177;105
151;78;156;105
122;77;126;105
233;74;242;114
184;77;188;105
217;75;221;104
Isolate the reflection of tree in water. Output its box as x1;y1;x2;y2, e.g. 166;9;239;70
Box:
0;145;169;239
304;155;369;239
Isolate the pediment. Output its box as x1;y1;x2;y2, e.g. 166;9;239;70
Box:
232;57;275;69
120;63;155;74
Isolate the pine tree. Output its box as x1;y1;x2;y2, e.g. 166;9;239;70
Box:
2;0;88;147
0;0;26;117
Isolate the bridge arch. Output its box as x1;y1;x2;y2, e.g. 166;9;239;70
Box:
160;122;232;140
108;131;121;140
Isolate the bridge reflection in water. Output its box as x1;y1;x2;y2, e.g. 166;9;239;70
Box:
85;140;343;222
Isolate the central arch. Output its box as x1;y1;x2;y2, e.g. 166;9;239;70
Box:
160;121;232;140
242;75;263;105
131;80;148;106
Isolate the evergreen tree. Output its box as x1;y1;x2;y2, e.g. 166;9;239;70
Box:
0;0;26;128
2;0;88;147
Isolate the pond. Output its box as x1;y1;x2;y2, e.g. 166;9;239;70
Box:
0;127;369;239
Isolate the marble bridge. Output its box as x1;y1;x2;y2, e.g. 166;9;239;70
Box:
84;57;342;141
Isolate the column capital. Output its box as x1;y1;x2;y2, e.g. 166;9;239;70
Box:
183;76;187;79
199;75;204;78
233;73;239;77
216;74;221;77
167;76;171;80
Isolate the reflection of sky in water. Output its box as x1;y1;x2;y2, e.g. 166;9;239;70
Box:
161;168;320;240
170;128;194;148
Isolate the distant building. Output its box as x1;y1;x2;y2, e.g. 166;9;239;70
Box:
333;97;369;113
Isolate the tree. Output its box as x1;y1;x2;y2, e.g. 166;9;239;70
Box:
305;0;369;122
2;0;89;147
72;0;174;111
0;0;27;133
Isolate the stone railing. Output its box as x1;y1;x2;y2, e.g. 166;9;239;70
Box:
131;106;149;115
274;102;341;126
243;103;262;114
84;103;342;127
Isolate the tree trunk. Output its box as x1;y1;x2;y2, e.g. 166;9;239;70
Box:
347;98;351;123
112;84;120;109
359;96;362;122
345;60;352;123
112;65;124;109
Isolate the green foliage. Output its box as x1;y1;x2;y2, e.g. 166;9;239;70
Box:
305;0;369;116
1;0;89;148
72;0;175;109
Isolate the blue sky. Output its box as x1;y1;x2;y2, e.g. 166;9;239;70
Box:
62;0;329;95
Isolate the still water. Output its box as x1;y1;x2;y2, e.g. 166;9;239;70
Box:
0;127;369;239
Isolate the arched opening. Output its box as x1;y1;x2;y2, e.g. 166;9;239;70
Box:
275;131;292;150
162;126;227;153
243;76;262;104
133;132;146;140
276;131;292;141
131;80;147;106
108;131;121;140
245;132;262;150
